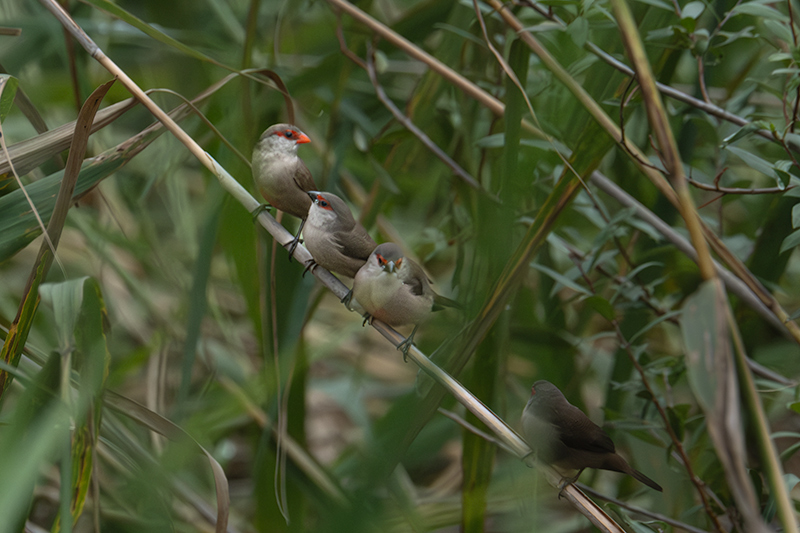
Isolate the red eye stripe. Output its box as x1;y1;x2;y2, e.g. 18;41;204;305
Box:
274;129;310;144
313;194;331;210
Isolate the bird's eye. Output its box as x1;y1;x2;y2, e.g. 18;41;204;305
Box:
320;200;328;208
284;130;295;139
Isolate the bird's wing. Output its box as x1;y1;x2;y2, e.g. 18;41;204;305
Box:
551;403;616;454
292;162;318;192
334;227;376;261
401;261;432;297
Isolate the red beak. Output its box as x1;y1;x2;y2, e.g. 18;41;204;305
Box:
296;133;311;144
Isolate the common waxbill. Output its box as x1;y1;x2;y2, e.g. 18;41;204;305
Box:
303;191;377;279
521;380;662;492
353;243;459;359
251;124;318;255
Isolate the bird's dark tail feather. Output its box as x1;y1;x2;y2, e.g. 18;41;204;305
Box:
433;293;461;311
630;468;663;492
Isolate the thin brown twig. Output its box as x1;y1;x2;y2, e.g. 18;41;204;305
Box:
268;214;289;524
519;0;800;155
474;0;613;214
335;20;484;191
697;56;711;104
564;245;675;325
688;177;795;195
437;408;516;454
363;46;482;190
570;234;728;529
578;484;711;533
618;78;661;172
710;0;746;41
611;319;726;531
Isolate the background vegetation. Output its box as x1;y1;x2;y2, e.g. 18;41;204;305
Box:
1;0;800;531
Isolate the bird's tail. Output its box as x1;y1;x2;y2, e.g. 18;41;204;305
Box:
629;468;663;492
433;293;461;311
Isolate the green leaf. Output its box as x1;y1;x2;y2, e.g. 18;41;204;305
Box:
731;2;790;21
682;281;727;411
531;263;592;296
715;26;757;46
84;0;232;68
40;277;110;531
584;295;615;320
475;133;505;148
792;203;800;228
721;122;761;146
768;52;794;62
780;228;800;254
0;74;18;124
632;0;673;10
682;1;705;19
666;404;691;441
764;20;794;43
40;279;86;355
726;145;777;179
567;16;589;48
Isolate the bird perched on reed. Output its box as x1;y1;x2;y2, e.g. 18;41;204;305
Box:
353;243;459;360
521;380;662;493
251;123;317;256
303;191;376;279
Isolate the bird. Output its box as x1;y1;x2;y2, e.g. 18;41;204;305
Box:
303;191;377;279
251;123;318;257
352;243;459;360
521;380;662;493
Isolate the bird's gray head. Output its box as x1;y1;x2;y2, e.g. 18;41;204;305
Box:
527;380;567;408
307;191;355;224
372;243;404;274
257;124;310;153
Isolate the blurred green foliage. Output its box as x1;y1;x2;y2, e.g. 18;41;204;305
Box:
1;0;800;531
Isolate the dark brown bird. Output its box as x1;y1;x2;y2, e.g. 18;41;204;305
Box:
303;191;376;279
353;243;459;360
251;123;318;255
521;380;662;492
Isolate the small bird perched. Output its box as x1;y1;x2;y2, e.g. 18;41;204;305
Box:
251;123;318;256
521;380;662;493
353;243;459;360
303;191;377;279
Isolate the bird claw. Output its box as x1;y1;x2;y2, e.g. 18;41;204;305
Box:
303;259;318;277
361;313;373;327
557;470;582;499
341;289;353;308
286;235;302;261
251;203;272;221
396;338;413;363
395;324;420;363
285;219;306;262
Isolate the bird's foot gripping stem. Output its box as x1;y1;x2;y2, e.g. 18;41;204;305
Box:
284;219;306;261
557;469;583;499
302;259;317;278
341;289;353;308
250;203;272;221
396;324;420;363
